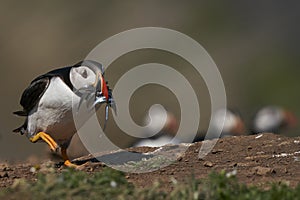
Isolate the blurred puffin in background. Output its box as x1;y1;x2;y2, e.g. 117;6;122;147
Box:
193;108;245;142
133;107;180;147
251;106;297;134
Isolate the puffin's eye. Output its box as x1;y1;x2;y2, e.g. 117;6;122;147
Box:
81;69;88;78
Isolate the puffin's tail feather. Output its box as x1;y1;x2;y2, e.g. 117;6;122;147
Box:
13;118;27;135
13;110;27;116
13;125;26;135
13;126;22;133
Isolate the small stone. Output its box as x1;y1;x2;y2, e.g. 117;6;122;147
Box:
203;161;213;167
252;166;274;176
0;172;9;178
177;156;183;162
89;167;94;172
212;149;223;154
184;159;189;162
3;167;12;171
245;156;253;160
229;163;238;167
255;134;263;139
30;167;37;173
125;175;130;179
198;157;204;161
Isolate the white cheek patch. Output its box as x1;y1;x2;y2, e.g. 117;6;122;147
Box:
70;66;96;90
80;68;88;78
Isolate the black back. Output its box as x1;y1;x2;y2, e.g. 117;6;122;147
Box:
14;66;73;116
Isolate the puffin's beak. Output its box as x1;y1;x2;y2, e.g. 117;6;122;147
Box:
284;110;297;128
93;73;116;112
91;71;108;106
232;117;245;136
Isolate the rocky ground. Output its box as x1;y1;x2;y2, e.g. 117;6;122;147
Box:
0;133;299;191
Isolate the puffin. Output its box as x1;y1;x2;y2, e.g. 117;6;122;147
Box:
211;108;245;138
133;108;180;147
251;106;297;134
13;60;115;167
193;108;245;142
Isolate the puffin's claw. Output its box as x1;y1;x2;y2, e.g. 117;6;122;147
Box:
61;148;79;168
30;132;58;152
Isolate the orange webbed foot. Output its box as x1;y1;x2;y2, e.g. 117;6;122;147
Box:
30;132;58;152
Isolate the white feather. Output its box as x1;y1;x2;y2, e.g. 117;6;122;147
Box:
27;77;88;145
69;66;96;90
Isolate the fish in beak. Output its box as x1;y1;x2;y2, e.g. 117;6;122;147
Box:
93;73;116;129
76;68;116;129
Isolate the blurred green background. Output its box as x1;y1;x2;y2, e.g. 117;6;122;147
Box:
0;1;299;161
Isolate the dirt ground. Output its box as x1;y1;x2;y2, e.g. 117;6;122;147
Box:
0;133;299;191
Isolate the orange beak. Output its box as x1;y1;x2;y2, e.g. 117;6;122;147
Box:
284;110;297;128
101;77;109;102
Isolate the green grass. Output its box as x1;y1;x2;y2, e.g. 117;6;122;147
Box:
1;168;299;200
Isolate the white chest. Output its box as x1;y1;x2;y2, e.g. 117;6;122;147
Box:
27;77;81;144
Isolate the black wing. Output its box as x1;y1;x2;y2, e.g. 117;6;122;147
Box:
14;77;50;116
14;66;74;117
33;66;73;90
